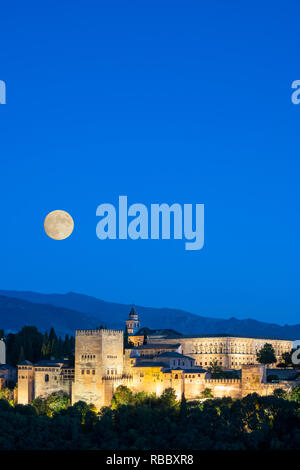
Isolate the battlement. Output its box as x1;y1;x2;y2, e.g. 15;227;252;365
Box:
102;374;133;381
205;378;241;384
76;329;123;336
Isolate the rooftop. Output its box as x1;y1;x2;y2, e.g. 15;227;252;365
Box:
135;343;181;350
134;327;183;338
128;306;138;318
134;327;290;342
34;360;64;367
156;351;193;359
134;361;166;368
161;333;291;341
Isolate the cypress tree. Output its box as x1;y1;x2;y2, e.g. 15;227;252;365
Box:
18;346;25;363
180;392;187;421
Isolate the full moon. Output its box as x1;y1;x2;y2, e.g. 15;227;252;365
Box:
44;210;74;240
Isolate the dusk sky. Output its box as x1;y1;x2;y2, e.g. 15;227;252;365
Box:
1;1;300;324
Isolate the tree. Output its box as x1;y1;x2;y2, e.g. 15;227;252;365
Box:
132;391;149;405
256;343;276;366
32;397;48;415
273;388;287;399
111;385;133;409
179;392;187;420
123;326;134;350
48;327;59;359
0;388;14;405
277;351;293;368
45;392;70;416
68;401;97;422
201;388;213;399
18;346;25;363
160;388;177;407
208;359;222;376
41;332;49;358
287;386;300;403
18;326;43;363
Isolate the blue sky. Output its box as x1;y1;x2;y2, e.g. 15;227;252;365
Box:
0;1;300;324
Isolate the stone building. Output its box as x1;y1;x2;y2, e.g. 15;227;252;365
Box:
130;326;292;369
17;359;74;405
71;328;127;410
17;308;296;409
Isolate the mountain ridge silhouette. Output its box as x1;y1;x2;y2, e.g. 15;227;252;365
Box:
0;290;298;340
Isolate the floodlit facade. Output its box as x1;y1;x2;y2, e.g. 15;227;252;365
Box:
17;308;295;409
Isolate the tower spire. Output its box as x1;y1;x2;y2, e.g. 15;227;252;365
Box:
126;305;140;335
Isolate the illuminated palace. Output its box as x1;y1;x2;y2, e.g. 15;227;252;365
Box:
17;308;295;409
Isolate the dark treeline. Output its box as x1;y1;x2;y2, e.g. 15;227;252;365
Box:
1;388;300;449
5;326;75;366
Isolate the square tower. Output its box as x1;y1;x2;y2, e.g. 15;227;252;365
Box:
72;329;124;409
17;361;35;404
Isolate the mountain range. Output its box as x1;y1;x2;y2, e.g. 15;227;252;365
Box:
0;290;299;341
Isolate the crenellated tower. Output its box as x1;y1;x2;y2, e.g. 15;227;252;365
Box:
72;328;124;409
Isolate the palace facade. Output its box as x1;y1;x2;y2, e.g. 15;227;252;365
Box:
17;308;295;409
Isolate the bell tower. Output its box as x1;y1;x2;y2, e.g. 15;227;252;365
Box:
126;306;140;335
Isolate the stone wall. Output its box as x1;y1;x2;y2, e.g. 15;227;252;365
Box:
72;329;124;409
34;368;72;398
205;378;242;398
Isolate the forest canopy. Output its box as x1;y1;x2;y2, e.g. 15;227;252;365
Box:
0;387;300;449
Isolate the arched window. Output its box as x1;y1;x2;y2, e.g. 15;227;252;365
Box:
45;374;49;382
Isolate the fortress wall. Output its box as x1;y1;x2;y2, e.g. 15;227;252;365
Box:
207;381;242;399
183;374;207;399
102;376;134;407
204;378;242;399
34;370;71;399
